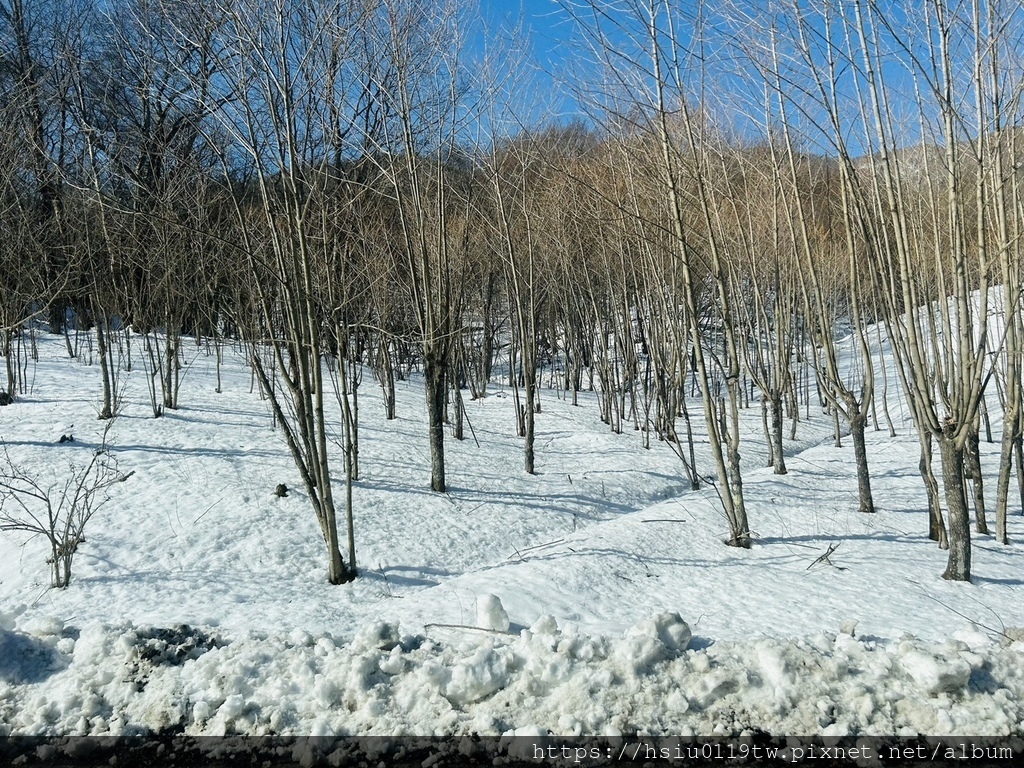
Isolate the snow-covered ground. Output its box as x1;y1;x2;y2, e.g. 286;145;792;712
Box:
2;330;1024;750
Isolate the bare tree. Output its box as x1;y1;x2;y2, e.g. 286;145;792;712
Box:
185;0;374;583
0;424;133;588
0;0;75;335
486;131;563;474
560;0;753;544
841;0;998;580
365;0;477;492
758;13;879;514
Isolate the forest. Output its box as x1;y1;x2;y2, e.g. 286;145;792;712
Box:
2;0;1022;591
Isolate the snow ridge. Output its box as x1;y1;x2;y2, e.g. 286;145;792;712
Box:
2;608;1023;740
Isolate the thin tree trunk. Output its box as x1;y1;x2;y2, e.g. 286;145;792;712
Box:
994;409;1016;544
1015;436;1024;514
771;394;787;475
424;353;446;493
524;371;536;474
96;312;113;420
921;431;948;548
964;426;988;534
761;398;773;468
939;434;971;581
850;409;874;513
379;338;396;420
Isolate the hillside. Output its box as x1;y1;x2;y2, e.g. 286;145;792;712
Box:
1;330;1023;760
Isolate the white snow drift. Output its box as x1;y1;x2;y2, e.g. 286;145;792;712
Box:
3;604;1024;739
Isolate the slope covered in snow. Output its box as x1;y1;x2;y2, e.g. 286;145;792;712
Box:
1;331;1024;750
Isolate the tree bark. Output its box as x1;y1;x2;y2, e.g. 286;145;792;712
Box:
424;353;446;492
964;426;988;534
95;310;113;420
850;408;874;514
939;433;971;581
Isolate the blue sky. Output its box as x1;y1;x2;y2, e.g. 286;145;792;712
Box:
480;0;573;73
471;1;944;155
476;0;586;124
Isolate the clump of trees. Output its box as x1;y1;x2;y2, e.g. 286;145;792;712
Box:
1;0;1021;583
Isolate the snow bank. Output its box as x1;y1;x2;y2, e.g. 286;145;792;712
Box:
2;610;1023;741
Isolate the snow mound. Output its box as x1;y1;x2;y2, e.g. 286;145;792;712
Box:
899;642;972;696
475;594;510;633
3;612;1023;740
620;612;692;671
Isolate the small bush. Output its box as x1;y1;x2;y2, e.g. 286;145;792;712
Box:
0;424;132;588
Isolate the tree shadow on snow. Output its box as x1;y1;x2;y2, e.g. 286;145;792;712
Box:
757;531;916;546
0;438;281;462
371;564;454;590
444;485;636;521
99;442;282;461
495;545;798;573
366;478;635;526
972;574;1024;587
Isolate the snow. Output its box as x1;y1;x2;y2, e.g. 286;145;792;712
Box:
3;611;1024;740
474;594;510;633
1;329;1024;747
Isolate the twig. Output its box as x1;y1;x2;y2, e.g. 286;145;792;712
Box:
910;578;1007;638
641;518;686;524
460;400;480;449
377;563;402;599
807;542;846;571
506;538;566;560
192;494;226;524
423;622;515;636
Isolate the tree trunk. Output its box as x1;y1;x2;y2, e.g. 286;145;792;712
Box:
995;409;1019;544
964;427;988;534
96;313;113;420
524;376;536;475
324;507;347;585
379;338;396;420
2;330;15;398
1016;436;1024;514
771;394;787;475
939;433;971;581
163;328;180;411
850;409;874;514
723;392;750;548
453;376;464;441
920;431;948;548
424;353;446;492
761;398;773;468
